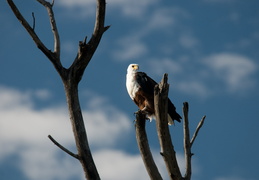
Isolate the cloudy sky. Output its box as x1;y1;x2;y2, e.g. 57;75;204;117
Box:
0;0;258;180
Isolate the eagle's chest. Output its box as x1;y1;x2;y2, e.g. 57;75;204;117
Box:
126;73;140;100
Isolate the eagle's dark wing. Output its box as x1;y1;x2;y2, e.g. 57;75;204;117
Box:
136;72;157;95
136;71;181;123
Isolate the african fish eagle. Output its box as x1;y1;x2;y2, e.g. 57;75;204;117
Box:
126;64;181;125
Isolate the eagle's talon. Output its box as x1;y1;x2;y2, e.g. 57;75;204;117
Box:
134;110;142;116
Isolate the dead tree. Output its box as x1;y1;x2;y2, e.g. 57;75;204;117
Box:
7;0;205;179
7;0;109;179
135;74;206;180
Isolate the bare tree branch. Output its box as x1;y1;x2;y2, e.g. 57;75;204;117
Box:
36;0;60;58
48;135;79;160
190;115;206;147
183;102;192;180
31;12;35;30
135;110;163;180
183;103;206;180
154;74;182;180
6;0;63;74
69;0;110;83
7;0;109;179
133;72;205;180
7;0;52;59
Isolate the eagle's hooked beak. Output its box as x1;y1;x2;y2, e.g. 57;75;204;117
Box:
133;65;139;70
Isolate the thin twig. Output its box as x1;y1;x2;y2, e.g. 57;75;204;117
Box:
83;36;87;45
6;0;62;74
104;25;111;32
32;12;35;30
48;135;79;159
36;0;60;58
7;0;52;59
190;115;206;147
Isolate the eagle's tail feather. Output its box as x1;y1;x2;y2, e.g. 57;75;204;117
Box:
168;115;174;125
168;99;181;123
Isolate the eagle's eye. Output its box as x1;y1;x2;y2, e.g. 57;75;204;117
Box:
132;65;135;68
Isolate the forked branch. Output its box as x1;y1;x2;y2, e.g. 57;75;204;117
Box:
183;102;206;180
154;74;182;180
7;0;109;179
70;0;110;83
37;0;61;58
152;74;205;180
7;0;54;60
6;0;63;74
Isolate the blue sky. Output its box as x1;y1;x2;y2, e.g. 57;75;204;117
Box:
0;0;259;180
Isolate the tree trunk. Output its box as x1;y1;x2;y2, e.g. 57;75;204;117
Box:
63;77;100;180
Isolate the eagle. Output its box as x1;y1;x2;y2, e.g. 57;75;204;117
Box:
126;64;181;125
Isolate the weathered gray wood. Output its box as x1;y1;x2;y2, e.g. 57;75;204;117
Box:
154;74;182;180
135;110;163;180
6;0;109;179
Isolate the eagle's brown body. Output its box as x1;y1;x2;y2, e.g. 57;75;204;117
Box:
126;64;181;125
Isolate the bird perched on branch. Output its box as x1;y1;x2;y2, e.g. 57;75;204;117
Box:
126;63;181;125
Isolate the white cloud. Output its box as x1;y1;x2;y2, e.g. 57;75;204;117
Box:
145;58;212;98
0;86;32;109
33;89;52;100
225;32;259;50
94;149;149;180
109;0;158;18
112;36;148;61
112;6;189;61
57;0;95;7
203;53;257;92
83;96;132;147
19;146;82;180
177;81;212;98
0;86;132;180
94;149;199;180
0;86;202;180
146;7;176;30
149;58;183;76
146;52;257;98
179;33;199;49
56;0;158;18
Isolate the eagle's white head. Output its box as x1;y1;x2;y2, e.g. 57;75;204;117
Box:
126;64;140;100
127;64;139;74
